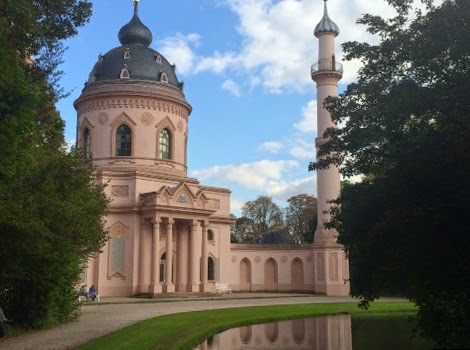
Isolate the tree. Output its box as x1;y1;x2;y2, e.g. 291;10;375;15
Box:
284;194;317;244
237;196;283;243
0;1;108;329
310;0;470;347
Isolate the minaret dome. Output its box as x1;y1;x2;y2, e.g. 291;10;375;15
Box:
314;0;340;37
118;0;153;47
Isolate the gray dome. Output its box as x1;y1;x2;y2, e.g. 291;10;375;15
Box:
86;1;183;91
314;0;340;37
260;229;295;244
89;44;182;89
118;2;152;47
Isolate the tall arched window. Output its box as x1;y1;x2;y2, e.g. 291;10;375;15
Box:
116;124;132;156
84;128;91;159
159;128;171;159
208;257;215;281
207;229;214;241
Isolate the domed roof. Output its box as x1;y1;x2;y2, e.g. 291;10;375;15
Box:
260;229;295;244
86;1;183;91
314;0;340;37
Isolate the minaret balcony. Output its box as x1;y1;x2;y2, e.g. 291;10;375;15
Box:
311;61;343;79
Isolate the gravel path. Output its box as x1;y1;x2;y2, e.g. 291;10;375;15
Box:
0;294;357;350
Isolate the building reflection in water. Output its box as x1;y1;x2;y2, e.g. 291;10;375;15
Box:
194;314;352;350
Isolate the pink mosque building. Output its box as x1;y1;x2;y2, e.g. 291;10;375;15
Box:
75;0;349;297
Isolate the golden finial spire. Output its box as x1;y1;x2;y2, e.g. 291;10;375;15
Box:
134;0;139;3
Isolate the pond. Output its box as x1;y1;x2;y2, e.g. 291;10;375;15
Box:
194;314;434;349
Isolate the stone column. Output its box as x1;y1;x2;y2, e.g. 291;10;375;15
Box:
199;222;210;292
149;217;162;296
176;222;189;292
163;218;175;293
137;219;149;293
187;220;200;292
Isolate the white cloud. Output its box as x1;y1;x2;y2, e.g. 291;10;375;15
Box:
64;139;76;152
192;160;317;201
294;99;317;133
222;79;241;97
195;51;237;74
158;33;201;74
258;141;282;154
192;160;299;190
230;197;246;216
287;137;315;160
158;0;444;92
266;176;317;200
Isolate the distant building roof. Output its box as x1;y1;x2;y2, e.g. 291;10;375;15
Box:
260;229;295;244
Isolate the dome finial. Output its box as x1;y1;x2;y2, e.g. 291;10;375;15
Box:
133;0;139;16
118;0;153;47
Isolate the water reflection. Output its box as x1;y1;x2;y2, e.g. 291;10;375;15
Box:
194;315;352;350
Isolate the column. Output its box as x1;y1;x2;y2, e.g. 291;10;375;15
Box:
176;222;189;292
163;218;175;293
149;217;162;296
187;220;200;292
199;222;209;292
137;220;148;293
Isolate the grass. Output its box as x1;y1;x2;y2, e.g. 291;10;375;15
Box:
77;301;416;350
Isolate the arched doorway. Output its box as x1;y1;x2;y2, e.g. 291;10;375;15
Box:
159;252;175;283
239;258;252;291
291;258;304;291
208;257;215;281
264;258;278;291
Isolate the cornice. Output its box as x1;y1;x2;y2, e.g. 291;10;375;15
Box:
230;244;314;251
74;81;192;119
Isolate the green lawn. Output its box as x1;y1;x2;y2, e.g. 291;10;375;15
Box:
77;301;417;350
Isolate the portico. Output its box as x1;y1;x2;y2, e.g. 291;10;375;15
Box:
137;185;223;296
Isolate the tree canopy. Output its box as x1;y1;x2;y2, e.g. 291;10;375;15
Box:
310;0;470;347
231;194;317;244
285;194;317;244
0;0;108;329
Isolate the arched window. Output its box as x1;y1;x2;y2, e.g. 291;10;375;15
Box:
159;128;171;159
84;128;91;159
120;65;130;79
208;257;215;281
207;230;214;241
116;124;132;156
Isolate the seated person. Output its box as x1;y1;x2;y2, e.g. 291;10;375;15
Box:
79;285;89;299
88;285;97;301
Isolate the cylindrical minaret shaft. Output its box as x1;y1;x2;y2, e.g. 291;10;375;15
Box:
312;0;342;245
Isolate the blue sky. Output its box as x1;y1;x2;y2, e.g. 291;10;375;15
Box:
56;0;431;215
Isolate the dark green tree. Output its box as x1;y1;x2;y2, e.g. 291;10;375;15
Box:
284;194;317;244
237;196;284;243
0;0;108;329
310;0;470;347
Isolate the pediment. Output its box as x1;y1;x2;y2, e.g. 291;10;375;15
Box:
147;182;219;212
155;115;177;132
80;116;95;131
109;221;129;237
111;112;136;128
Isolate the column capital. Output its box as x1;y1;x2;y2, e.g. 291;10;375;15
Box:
151;216;162;224
140;217;152;226
191;219;199;228
167;218;175;225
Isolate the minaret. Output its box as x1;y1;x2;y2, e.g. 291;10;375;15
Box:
311;0;350;296
311;0;342;246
